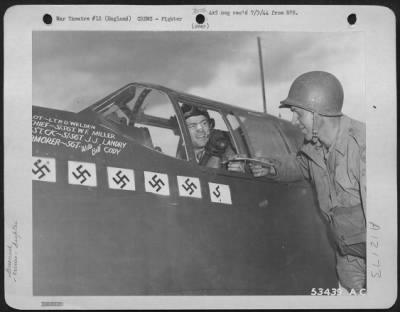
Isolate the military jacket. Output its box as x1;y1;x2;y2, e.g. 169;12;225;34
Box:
274;115;366;217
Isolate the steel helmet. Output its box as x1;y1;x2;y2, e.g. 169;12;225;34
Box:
280;71;344;116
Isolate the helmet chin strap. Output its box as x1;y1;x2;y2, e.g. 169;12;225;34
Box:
311;112;321;146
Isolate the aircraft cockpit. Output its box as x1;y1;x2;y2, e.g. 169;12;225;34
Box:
82;83;299;174
33;83;337;295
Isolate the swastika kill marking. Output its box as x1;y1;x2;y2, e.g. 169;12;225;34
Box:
72;165;91;183
209;182;232;205
107;167;135;191
68;161;97;187
177;176;201;198
32;157;56;182
213;185;221;198
144;171;169;196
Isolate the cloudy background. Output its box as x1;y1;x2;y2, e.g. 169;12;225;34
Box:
33;31;365;121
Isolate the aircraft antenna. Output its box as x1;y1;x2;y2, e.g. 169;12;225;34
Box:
257;36;267;114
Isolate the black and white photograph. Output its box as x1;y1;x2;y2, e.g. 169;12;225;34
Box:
4;5;397;310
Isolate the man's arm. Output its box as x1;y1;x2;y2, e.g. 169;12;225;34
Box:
350;121;367;215
358;143;366;214
349;123;366;215
250;152;309;182
204;129;246;172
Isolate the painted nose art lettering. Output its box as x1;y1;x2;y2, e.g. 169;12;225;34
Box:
32;157;56;182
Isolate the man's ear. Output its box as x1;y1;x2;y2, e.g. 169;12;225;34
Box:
209;118;215;129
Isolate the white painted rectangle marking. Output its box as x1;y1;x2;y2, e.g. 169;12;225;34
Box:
68;161;97;187
177;176;201;198
144;171;170;196
32;156;56;182
209;182;232;205
107;167;135;191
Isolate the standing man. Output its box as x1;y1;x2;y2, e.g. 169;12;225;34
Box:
250;71;366;293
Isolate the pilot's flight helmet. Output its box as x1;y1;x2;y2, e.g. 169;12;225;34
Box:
181;104;215;129
181;104;211;120
279;71;344;116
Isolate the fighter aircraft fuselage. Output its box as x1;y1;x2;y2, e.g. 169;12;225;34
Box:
32;83;337;295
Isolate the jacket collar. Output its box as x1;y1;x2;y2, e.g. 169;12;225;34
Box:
299;115;351;166
332;115;352;157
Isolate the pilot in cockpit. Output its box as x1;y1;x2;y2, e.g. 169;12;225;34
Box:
178;104;244;172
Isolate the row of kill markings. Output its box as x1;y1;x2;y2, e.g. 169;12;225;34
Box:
32;156;232;205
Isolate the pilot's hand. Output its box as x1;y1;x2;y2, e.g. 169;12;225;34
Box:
205;130;229;156
249;159;277;177
226;154;246;173
249;164;271;177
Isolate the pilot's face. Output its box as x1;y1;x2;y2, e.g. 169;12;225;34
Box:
186;115;211;149
291;107;314;141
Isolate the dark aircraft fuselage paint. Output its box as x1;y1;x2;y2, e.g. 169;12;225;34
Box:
32;95;337;295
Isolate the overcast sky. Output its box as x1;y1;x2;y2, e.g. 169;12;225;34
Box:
33;31;365;122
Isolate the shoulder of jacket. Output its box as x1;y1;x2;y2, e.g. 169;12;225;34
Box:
345;117;366;163
347;117;366;147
